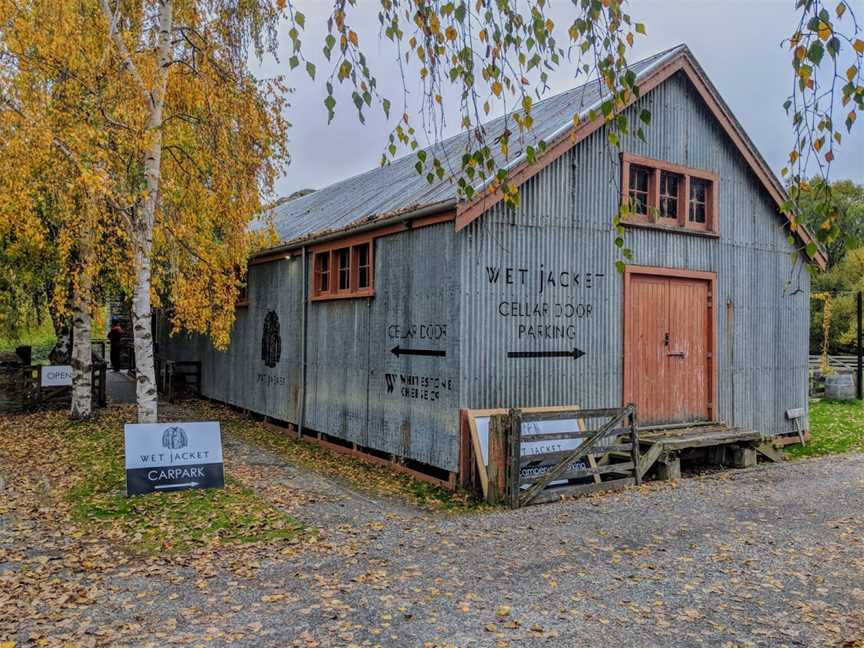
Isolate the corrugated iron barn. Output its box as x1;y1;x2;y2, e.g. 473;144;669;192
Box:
158;45;825;487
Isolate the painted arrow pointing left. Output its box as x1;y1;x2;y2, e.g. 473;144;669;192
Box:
390;346;446;358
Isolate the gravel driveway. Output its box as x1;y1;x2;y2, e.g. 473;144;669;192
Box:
6;429;864;647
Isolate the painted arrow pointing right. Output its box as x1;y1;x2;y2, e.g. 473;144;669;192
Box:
507;348;586;360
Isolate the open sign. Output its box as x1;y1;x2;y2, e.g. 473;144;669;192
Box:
41;365;73;387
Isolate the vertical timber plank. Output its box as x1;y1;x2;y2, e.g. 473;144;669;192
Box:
508;409;522;508
629;405;642;485
487;414;507;505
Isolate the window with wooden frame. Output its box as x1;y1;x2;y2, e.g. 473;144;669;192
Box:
311;236;375;300
628;165;651;216
314;250;330;294
336;247;351;292
620;153;718;235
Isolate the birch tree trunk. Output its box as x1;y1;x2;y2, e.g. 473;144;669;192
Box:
131;220;157;422
69;273;92;419
102;0;174;423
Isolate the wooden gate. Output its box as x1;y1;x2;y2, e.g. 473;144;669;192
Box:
1;364;108;411
472;405;642;507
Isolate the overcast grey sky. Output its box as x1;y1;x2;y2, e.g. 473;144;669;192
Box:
253;0;864;198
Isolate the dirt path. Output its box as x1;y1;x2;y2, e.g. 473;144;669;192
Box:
5;418;864;647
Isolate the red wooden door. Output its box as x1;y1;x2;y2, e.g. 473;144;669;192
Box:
625;270;714;426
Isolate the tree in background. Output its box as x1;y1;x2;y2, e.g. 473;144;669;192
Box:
799;179;864;352
93;0;289;423
799;178;864;268
1;0;288;422
0;15;115;419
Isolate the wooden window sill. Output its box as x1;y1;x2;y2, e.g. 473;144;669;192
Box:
621;219;719;239
311;290;375;302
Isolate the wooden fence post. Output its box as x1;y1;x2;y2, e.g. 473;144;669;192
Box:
857;291;862;401
628;404;641;485
507;408;522;508
487;413;509;505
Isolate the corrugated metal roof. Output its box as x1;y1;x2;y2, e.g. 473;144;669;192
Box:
260;44;686;246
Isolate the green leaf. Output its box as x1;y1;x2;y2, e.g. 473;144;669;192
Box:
305;61;316;80
808;41;824;66
289;55;299;69
634;23;646;35
806;241;818;258
323;95;336;123
295;11;305;28
600;100;614;117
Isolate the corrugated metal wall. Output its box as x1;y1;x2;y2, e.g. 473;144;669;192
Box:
459;70;810;437
307;223;461;470
162;224;462;472
159;257;302;423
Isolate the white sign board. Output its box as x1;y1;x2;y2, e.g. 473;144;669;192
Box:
41;365;73;387
474;414;593;486
124;421;224;495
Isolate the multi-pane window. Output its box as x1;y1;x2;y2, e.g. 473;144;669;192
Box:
621;153;717;233
315;251;330;293
311;238;374;299
354;243;370;290
689;178;709;224
628;165;651;215
659;171;681;219
337;248;351;291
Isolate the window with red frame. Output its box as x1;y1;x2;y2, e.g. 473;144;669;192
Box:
314;250;330;294
658;171;682;220
311;239;374;300
628;165;651;216
621;153;718;233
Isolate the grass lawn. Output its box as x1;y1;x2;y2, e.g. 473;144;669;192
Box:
0;319;56;362
0;407;302;555
786;399;864;459
218;403;479;512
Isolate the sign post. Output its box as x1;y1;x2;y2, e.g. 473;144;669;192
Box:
124;421;225;495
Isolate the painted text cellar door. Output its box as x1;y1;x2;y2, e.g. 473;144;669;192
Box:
626;272;713;426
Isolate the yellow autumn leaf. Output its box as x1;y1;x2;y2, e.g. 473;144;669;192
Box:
817;20;831;39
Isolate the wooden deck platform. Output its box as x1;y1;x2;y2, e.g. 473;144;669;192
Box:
640;424;762;451
637;423;776;480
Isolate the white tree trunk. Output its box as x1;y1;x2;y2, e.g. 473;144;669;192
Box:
70;274;92;420
105;0;173;424
131;240;157;422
